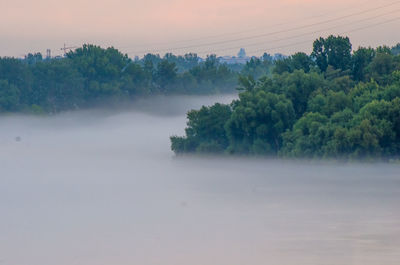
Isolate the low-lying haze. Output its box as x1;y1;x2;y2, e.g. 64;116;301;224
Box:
1;95;400;265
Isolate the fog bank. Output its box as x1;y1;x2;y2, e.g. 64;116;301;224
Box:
1;95;399;265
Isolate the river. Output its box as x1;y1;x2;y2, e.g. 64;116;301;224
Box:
0;95;399;265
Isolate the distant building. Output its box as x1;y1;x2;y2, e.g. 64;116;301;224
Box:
218;48;251;64
46;49;51;59
216;49;287;65
238;48;246;58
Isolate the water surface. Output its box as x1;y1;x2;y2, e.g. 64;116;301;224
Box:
1;95;399;265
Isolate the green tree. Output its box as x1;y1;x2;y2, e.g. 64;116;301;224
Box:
281;112;330;157
170;103;232;154
0;79;20;111
156;59;178;91
225;90;295;155
367;52;395;85
275;70;325;118
352;47;375;81
273;52;314;74
312;35;352;72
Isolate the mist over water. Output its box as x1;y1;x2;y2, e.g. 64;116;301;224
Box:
1;95;400;265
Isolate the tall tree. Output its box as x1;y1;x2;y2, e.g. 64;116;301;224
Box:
312;35;352;72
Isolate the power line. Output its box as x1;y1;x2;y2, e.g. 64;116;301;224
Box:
116;0;384;49
245;16;400;55
125;0;400;55
191;8;400;56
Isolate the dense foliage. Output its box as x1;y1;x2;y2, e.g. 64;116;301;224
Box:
171;36;400;159
1;45;272;113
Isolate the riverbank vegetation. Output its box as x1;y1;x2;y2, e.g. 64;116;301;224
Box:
171;36;400;159
0;46;272;113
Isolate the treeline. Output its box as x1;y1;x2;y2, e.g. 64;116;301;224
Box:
0;45;273;113
171;36;400;159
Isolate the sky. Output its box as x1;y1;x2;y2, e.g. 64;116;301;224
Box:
1;0;399;58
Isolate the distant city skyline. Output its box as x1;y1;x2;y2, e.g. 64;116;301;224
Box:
1;0;399;58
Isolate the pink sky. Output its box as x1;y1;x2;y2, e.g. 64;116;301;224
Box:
1;0;399;57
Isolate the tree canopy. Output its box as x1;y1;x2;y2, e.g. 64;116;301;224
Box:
1;45;271;113
171;36;400;160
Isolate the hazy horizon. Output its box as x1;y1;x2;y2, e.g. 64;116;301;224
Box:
1;0;400;58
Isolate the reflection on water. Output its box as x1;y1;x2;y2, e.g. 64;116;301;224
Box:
0;95;399;265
